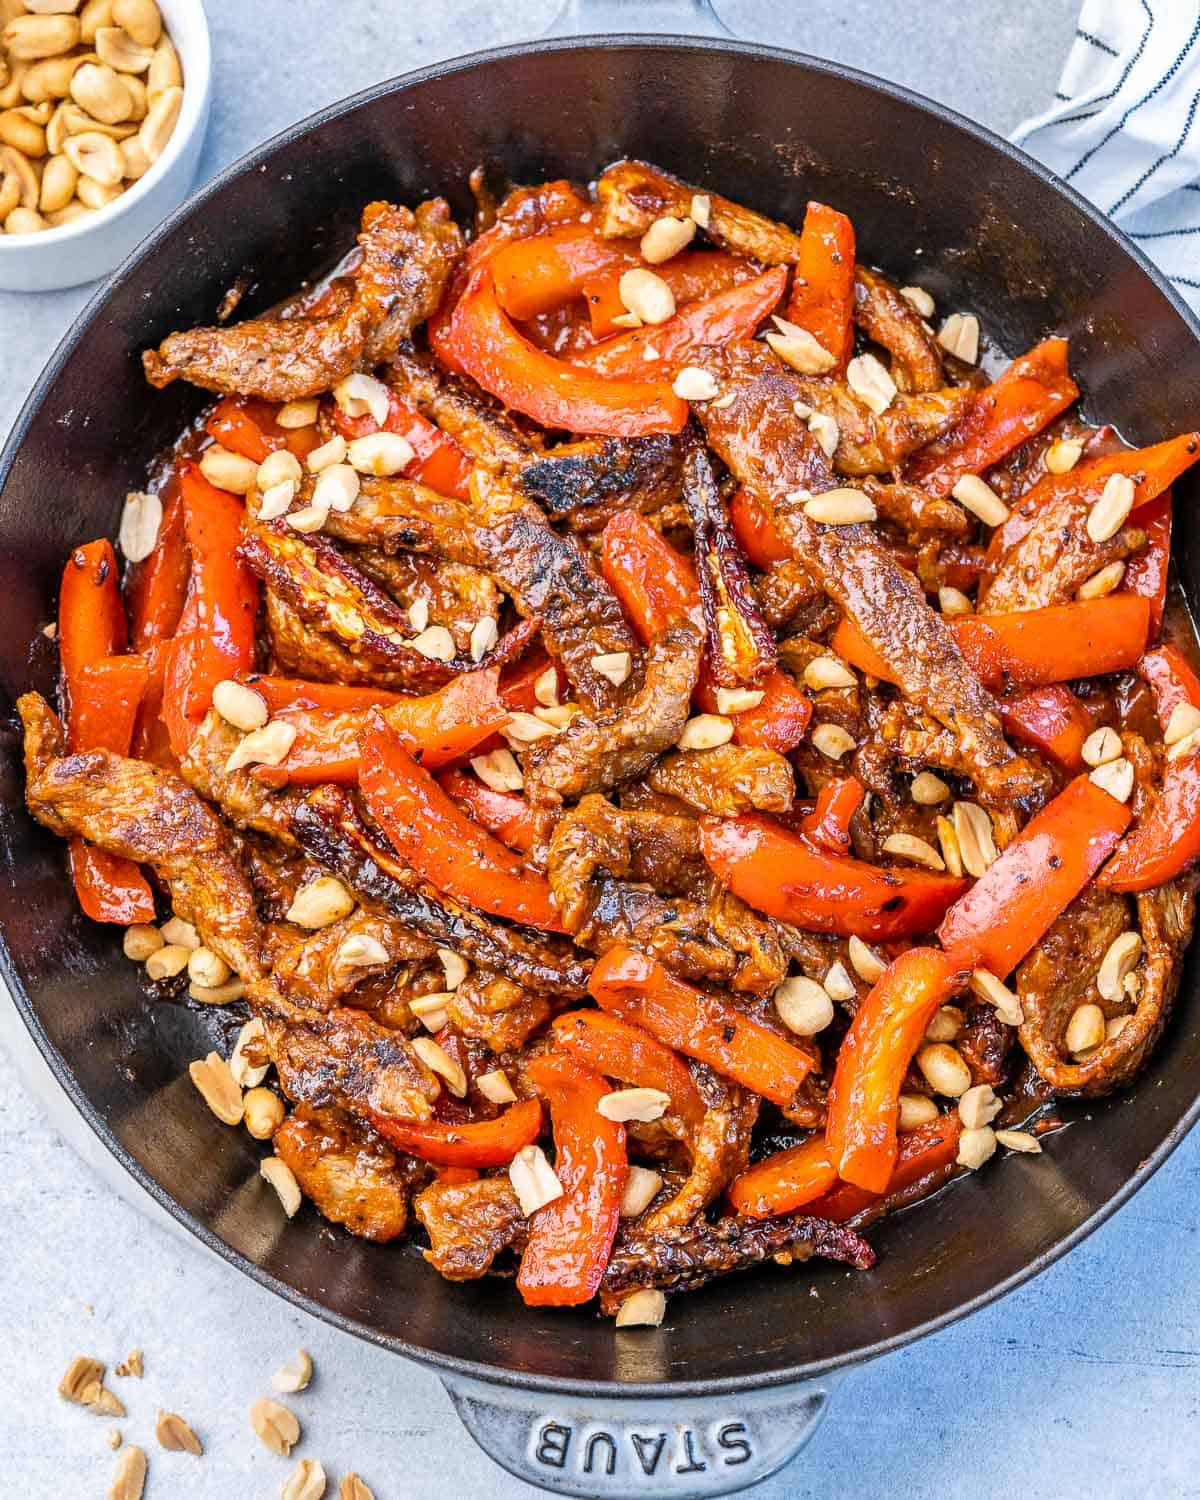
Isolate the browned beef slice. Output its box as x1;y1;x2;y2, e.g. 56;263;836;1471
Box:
790;376;973;477
273;1106;421;1242
358;199;465;363
413;1176;527;1279
516;434;684;531
853;265;945;392
647;743;795;816
641;1073;759;1232
386;345;533;470
981;499;1147;612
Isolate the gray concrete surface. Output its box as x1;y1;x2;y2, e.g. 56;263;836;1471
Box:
12;2;1191;1497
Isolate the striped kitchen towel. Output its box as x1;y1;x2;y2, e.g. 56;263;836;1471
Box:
1013;0;1200;312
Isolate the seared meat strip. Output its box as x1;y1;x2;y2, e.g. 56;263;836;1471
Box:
599;1211;875;1308
522;616;704;807
697;342;1041;803
387;345;533;471
981;500;1147;612
322;477;487;560
516;434;684;532
353;549;500;655
862;477;973;540
596;159;803;265
790;376;974;477
273;1106;422;1242
641;1069;759;1232
181;711;305;846
647;743;796;816
853;266;945;392
413;1175;527;1279
143;200;462;398
291;785;591;998
270;908;433;1010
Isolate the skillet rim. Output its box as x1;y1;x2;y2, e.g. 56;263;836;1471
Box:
4;33;1200;1400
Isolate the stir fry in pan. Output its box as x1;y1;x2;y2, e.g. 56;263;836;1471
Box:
19;159;1200;1325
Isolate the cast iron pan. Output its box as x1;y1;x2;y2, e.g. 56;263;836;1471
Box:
2;32;1199;1500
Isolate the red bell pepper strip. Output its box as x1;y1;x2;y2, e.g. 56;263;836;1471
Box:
126;482;189;650
70;655;150;757
798;776;864;854
205;395;321;463
584;250;759;338
441;266;688;438
825;945;965;1193
517;1053;627;1307
905;338;1079;496
1123;491;1172;640
938;774;1131;975
600;508;702;642
490;223;640;321
369;1098;542;1168
715;668;812;754
832;594;1151;690
437;767;541;855
700;813;968;942
1000;684;1092;773
58;540;155;923
359;718;563;931
811;1113;962;1222
569;267;788;379
729;487;790;568
727;1133;839;1219
1099;646;1200;892
783;200;856;371
588;945;813;1108
254;668;509;786
499;648;564;713
243;675;406;715
986;431;1200;570
551;1008;707;1131
161;462;259;756
330;387;473;500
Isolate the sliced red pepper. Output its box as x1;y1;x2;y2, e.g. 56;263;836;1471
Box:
700;813;968;942
71;655;150;756
986;432;1200;570
584;250;758;338
58;540;153;923
600;508;702;642
729;487;790;568
491;223;640;321
1123;491;1172;640
255;668;509;786
1099;645;1200;892
437;767;541;855
205;395;320;463
330;387;473;500
550;1008;707;1131
905;338;1079;496
126;480;189;650
499;647;565;714
161;462;259;756
783;200;856;371
825;946;964;1192
441;266;687;438
1000;684;1092;773
517;1053;627;1308
369;1098;542;1168
244;675;406;715
588;945;812;1108
938;774;1131;975
358;717;563;931
716;667;812;754
832;594;1151;690
812;1114;962;1222
798;776;864;854
569;267;787;380
726;1133;839;1218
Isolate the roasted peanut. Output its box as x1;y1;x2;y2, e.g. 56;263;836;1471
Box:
39;150;77;210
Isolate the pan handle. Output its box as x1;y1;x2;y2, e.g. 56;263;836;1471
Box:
441;1370;840;1497
545;0;732;38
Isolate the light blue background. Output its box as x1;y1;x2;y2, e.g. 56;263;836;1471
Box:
8;2;1194;1496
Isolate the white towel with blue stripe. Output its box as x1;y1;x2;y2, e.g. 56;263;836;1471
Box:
1013;0;1200;312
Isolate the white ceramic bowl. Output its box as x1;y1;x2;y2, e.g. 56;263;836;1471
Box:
0;0;211;293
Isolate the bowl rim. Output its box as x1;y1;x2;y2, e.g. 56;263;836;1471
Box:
0;0;211;253
4;31;1200;1400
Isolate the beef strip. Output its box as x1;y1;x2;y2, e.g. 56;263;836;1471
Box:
321;477;487;559
273;1105;421;1242
445;972;553;1052
791;376;974;477
515;434;684;532
599;1211;875;1308
181;710;305;846
413;1175;527;1279
862;478;973;540
641;1069;759;1232
697;341;1043;804
958;1001;1015;1088
1017;878;1197;1097
386;345;533;471
981;503;1147;612
853;265;945;392
522;617;703;807
647;743;796;816
18;693;440;1123
143;200;462;398
596;160;803;265
270;908;433;1011
353;549;500;655
291;785;591;997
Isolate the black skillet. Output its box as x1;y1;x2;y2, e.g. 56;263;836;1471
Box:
2;7;1200;1497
